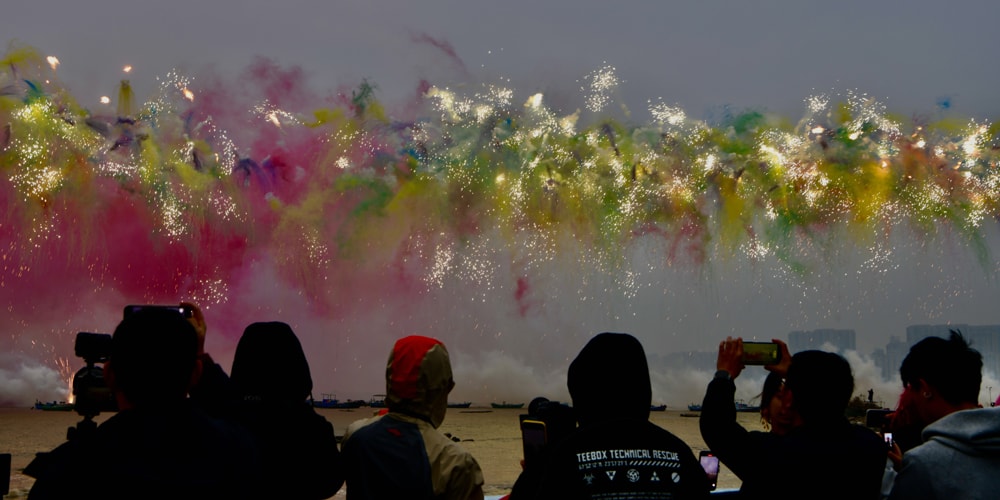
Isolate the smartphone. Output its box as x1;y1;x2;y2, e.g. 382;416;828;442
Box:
865;408;894;429
742;342;781;365
123;304;194;319
699;450;719;491
884;432;894;449
520;419;547;468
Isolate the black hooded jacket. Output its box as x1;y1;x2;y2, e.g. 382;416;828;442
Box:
228;322;344;499
520;333;709;499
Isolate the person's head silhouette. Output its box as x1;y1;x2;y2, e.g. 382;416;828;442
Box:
107;307;200;409
231;321;313;406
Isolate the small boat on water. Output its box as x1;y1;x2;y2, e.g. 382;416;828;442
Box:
686;402;760;412
34;400;74;411
447;402;472;408
313;394;366;409
491;402;524;409
650;404;667;411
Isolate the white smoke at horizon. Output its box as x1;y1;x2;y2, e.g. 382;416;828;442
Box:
1;221;997;406
451;349;570;405
0;355;68;407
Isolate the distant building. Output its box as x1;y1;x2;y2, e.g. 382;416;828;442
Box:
788;329;856;354
871;348;887;380
883;336;909;381
905;324;961;345
965;326;1000;379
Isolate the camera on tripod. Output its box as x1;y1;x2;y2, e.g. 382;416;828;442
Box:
71;305;192;421
68;332;118;439
519;397;576;468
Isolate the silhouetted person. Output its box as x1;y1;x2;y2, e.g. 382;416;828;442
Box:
26;307;262;500
341;335;484;500
701;337;885;500
527;332;709;499
888;330;1000;499
228;322;344;499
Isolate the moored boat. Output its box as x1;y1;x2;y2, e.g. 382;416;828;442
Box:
447;401;472;408
34;400;74;411
686;402;759;412
491;401;524;409
650;404;667;411
369;394;387;408
313;394;366;409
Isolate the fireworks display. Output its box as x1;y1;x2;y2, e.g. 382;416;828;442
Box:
1;44;998;402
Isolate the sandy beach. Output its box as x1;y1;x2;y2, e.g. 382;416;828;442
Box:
1;406;754;497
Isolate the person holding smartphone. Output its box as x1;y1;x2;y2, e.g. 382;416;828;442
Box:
699;337;886;500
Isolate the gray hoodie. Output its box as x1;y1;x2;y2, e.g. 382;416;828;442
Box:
889;407;1000;500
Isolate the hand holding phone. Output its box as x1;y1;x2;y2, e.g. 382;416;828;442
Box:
742;342;781;365
866;408;894;429
520;419;547;469
123;304;194;319
699;451;719;491
717;337;746;379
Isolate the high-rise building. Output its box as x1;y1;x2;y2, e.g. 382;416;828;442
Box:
905;324;967;345
883;336;909;381
965;325;1000;379
872;348;886;380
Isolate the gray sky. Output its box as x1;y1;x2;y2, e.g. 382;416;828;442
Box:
2;0;999;405
5;0;999;119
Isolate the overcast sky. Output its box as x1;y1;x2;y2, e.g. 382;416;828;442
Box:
3;0;999;404
5;0;999;119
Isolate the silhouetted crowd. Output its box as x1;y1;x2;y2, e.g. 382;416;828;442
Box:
22;303;1000;499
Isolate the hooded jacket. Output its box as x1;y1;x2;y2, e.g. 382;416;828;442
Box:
568;332;653;428
228;322;344;499
231;322;313;405
889;407;1000;500
342;336;484;500
531;332;709;499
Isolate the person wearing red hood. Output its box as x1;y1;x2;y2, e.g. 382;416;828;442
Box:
341;335;484;500
525;332;709;499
